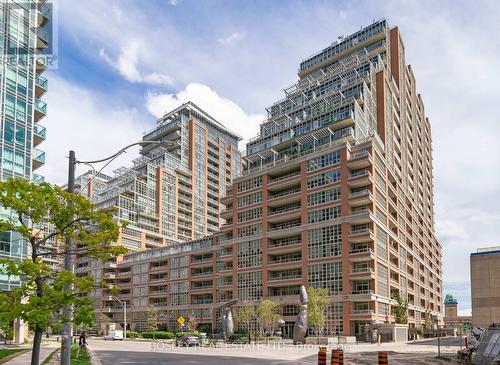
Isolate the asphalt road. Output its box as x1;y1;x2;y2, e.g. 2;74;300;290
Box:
88;338;460;365
95;350;317;365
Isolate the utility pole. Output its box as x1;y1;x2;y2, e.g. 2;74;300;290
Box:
61;151;76;365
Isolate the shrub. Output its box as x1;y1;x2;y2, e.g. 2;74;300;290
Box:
126;331;140;339
141;331;175;339
175;331;200;338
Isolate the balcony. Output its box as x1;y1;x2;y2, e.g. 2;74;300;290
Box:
35;76;48;98
36;27;49;51
34;99;47;122
32;149;45;170
348;189;372;205
36;3;50;27
36;58;48;75
351;289;374;295
268;269;302;283
347;150;372;170
33;174;44;184
33;125;46;147
349;228;374;243
351;309;375;316
350;267;375;279
347;169;372;188
349;208;372;224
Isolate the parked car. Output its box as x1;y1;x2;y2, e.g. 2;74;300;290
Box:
104;330;124;341
176;335;200;347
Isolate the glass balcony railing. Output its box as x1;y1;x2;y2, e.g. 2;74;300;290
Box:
33;149;46;164
35;99;47;114
34;125;47;139
33;174;45;184
36;76;48;90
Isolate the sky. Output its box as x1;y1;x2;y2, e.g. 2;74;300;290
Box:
39;0;500;315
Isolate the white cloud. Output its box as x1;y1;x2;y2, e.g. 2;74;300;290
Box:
99;41;173;86
218;32;245;46
458;308;472;317
168;0;179;5
38;74;149;185
146;83;265;146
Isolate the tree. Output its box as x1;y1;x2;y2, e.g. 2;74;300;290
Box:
147;306;159;339
0;318;13;345
0;179;126;365
186;315;198;333
307;287;329;337
256;300;281;340
392;292;408;324
96;313;111;336
234;301;255;340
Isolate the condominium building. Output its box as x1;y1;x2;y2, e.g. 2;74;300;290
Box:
74;102;242;318
0;0;48;291
97;19;443;338
471;246;500;328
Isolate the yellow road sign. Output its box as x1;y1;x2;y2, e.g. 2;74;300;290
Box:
177;316;185;325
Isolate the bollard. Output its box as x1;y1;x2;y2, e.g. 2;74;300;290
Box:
318;347;327;365
378;352;388;365
338;349;344;365
331;348;339;365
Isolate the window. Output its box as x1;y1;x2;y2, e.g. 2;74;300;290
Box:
237;223;262;238
308;261;342;295
237;207;262;223
237;271;262;300
307;206;341;224
238;176;262;192
308;225;342;259
237;240;262;268
237;191;262;208
307;170;340;189
308;151;341;171
307;187;340;206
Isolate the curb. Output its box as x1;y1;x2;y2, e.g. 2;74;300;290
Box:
0;349;30;364
87;346;102;365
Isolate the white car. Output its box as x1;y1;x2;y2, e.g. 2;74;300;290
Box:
104;330;124;341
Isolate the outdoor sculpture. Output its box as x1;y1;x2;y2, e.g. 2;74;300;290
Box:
220;298;238;341
293;285;308;344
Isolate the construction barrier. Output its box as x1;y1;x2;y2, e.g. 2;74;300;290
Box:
378;351;389;364
338;349;344;365
318;347;327;365
331;348;339;365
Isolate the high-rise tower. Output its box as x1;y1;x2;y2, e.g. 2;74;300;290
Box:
0;0;48;291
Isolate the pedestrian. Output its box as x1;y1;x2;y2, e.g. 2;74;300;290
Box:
77;331;87;358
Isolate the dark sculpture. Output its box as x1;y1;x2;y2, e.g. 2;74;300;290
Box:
293;285;308;344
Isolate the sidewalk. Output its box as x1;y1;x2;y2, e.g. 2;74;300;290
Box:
5;342;59;365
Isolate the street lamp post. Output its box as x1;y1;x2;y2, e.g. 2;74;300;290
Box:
113;296;127;339
60;140;176;365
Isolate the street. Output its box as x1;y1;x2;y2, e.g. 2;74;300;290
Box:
88;338;459;365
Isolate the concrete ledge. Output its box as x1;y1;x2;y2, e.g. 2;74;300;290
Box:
87;346;102;365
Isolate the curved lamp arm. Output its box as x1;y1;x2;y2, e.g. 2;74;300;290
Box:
76;140;177;165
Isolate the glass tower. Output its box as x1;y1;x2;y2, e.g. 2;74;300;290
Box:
0;0;48;291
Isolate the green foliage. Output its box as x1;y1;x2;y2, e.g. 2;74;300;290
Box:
307;287;329;336
234;301;255;338
0;317;14;343
0;349;25;360
126;331;140;339
392;292;409;324
0;179;126;364
141;331;175;339
186;316;198;332
146;306;159;332
175;331;200;338
256;300;282;336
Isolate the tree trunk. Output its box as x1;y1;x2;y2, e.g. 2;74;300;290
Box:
31;326;43;365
